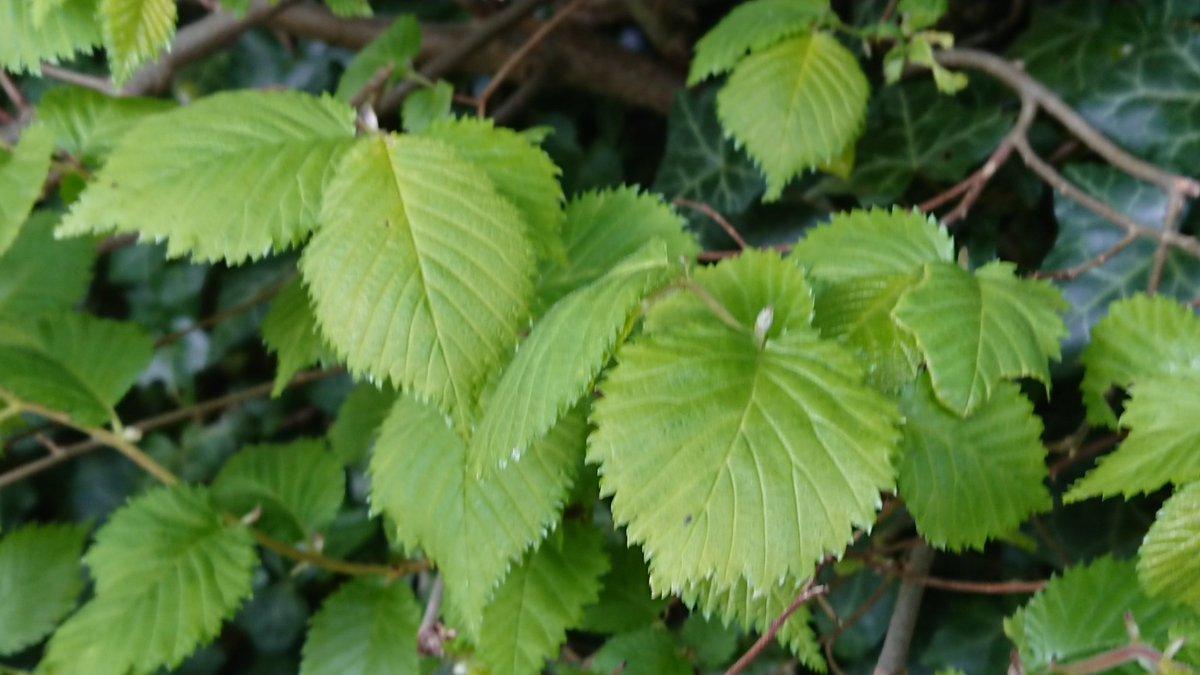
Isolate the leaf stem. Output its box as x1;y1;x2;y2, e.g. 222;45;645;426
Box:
725;581;829;675
246;525;427;579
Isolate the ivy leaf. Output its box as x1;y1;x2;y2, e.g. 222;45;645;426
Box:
591;624;693;675
687;0;830;85
0;125;54;257
1139;481;1200;611
328;382;396;465
213;439;345;541
0;0;101;75
812;273;923;392
0;211;95;320
0;524;88;655
261;278;327;396
1067;373;1200;502
470;241;674;475
717;31;869;200
370;396;586;638
42;485;258;675
589;251;898;593
1007;3;1141;100
99;0;177;85
299;577;420;675
59;90;357;264
897;376;1051;551
302;133;534;428
476;522;608;675
893;261;1067;416
37;86;175;164
580;543;667;634
791;207;954;283
1079;294;1200;428
334;15;419;102
1005;557;1197;673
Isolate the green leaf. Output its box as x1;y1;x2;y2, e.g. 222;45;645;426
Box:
688;0;831;85
0;524;88;655
300;577;420;675
42;485;258;675
536;187;698;310
0;125;54;257
0;211;95;320
213;438;345;541
424;116;563;261
792;207;954;283
328;382;396;465
680;613;739;670
59;90;357;263
652;88;764;218
334;15;419;102
812;273;923;392
898;0;947;29
370;396;585;638
402;81;454;134
717;31;869;200
1139;481;1200;611
0;0;101;74
476;521;608;675
37;86;175;164
301;133;534;428
1007;3;1143;100
1079;294;1200;428
893;261;1067;416
591;624;693;675
589;250;898;593
897;376;1051;551
580;543;667;634
470;241;674;474
324;0;371;18
1005;557;1197;673
99;0;177;85
262;278;326;396
1067;373;1200;502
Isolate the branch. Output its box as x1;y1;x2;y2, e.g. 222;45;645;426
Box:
862;554;1046;595
673;198;748;249
417;574;446;657
39;64;115;95
247;526;425;578
475;0;588;117
155;273;294;348
726;581;829;675
1034;232;1139;281
874;542;935;675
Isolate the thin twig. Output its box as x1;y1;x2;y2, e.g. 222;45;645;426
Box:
39;64;115;95
725;582;829;675
417;574;446;656
155;273;295;348
476;0;588;117
1051;643;1196;674
0;70;29;111
1034;232;1139;281
248;526;424;578
874;543;935;675
1148;190;1187;294
1048;431;1127;481
348;63;395;110
821;578;896;656
673;198;749;249
863;555;1047;595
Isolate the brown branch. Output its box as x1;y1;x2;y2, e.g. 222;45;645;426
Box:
1051;643;1194;675
417;574;446;657
1034;232;1139;281
247;526;424;578
476;0;589;117
862;554;1047;595
874;542;935;675
674;198;749;249
0;70;29;112
39;64;115;95
1148;190;1187;294
1048;431;1127;481
155;273;294;348
726;581;829;675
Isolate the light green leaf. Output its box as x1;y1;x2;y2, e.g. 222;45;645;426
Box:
99;0;177;85
717;31;869;200
0;211;95;320
688;0;831;85
328;382;396;465
477;522;608;675
813;273;923;392
334;15;419;102
0;0;101;74
31;0;69;26
424;116;563;261
37;86;175;163
536;187;698;310
894;261;1067;416
300;577;420;675
262;278;327;396
324;0;371;18
42;485;258;675
302;133;534;428
1005;557;1197;673
897;376;1051;551
402;81;454;134
791;207;954;283
1080;294;1200;428
0;524;88;655
591;624;693;675
213;439;345;541
370;396;585;638
898;0;947;30
59;90;357;263
589;251;898;593
470;241;673;475
0;125;54;257
1067;373;1200;502
1139;481;1200;611
580;543;667;634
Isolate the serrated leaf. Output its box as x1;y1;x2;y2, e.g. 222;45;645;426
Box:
59;90;357;263
537;186;697;310
812;273;923;392
302;133;534;429
370;396;585;638
1067;373;1200;502
402;81;454;134
893;261;1067;416
589;251;898;593
1079;295;1200;428
328;382;396;465
99;0;177;85
476;521;608;675
470;241;673;475
591;624;693;675
424;116;563;261
717;31;869;201
213;439;345;541
0;125;54;257
1139;481;1200;611
334;14;419;102
0;211;95;320
300;577;420;675
37;86;175;164
0;524;88;655
0;0;101;74
580;543;667;634
262;278;327;396
1005;557;1197;673
791;207;954;283
42;485;258;675
688;0;830;85
897;376;1051;551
